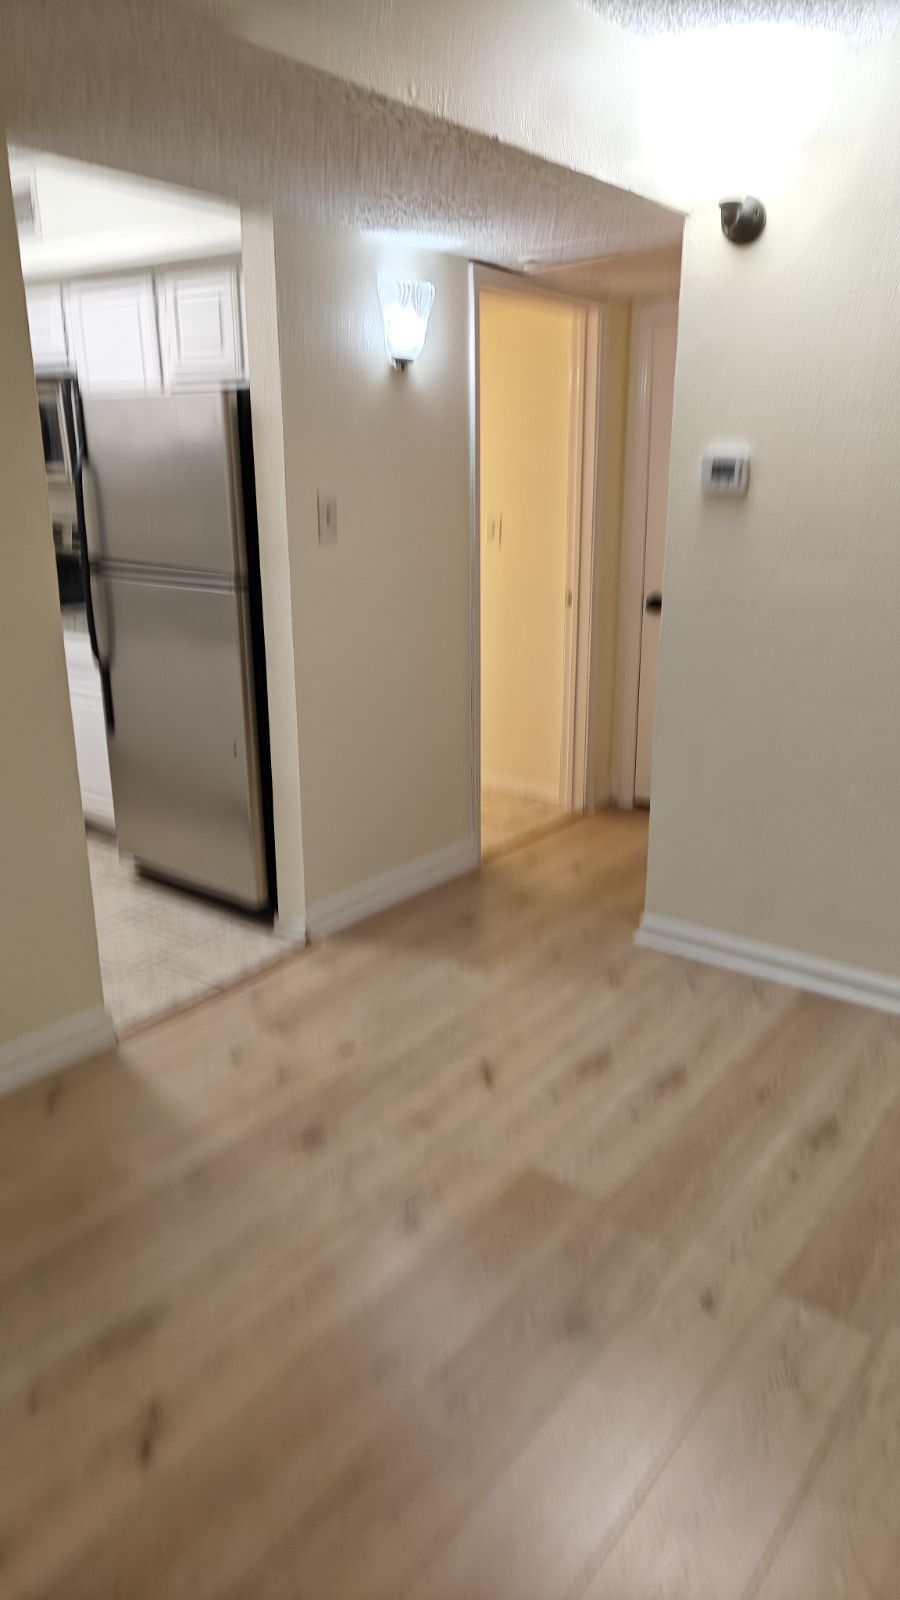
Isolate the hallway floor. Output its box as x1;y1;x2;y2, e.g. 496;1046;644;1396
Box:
87;830;286;1031
4;812;900;1598
480;784;562;855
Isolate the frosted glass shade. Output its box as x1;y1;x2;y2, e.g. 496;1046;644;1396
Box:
377;278;436;368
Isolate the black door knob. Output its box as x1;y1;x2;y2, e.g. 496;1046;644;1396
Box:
645;592;662;614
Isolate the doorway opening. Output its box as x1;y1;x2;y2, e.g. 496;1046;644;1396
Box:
475;280;598;859
11;145;289;1032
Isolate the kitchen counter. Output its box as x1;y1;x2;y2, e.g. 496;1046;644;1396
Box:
62;624;114;826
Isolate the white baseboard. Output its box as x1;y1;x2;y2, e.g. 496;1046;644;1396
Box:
636;912;900;1018
0;1006;117;1097
482;773;559;804
307;838;478;940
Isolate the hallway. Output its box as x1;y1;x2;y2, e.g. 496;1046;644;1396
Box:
479;785;563;856
2;812;899;1598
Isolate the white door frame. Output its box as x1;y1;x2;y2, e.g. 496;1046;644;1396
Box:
611;297;679;809
569;300;603;813
470;264;604;860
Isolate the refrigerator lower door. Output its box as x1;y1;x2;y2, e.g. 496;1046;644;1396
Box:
104;573;268;908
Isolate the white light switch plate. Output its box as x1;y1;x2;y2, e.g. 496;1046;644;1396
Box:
317;490;338;544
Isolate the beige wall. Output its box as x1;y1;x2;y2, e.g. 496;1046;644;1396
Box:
281;8;900;979
263;214;472;912
645;38;900;976
219;1;849;217
213;0;654;206
211;7;900;977
479;290;576;801
0;157;104;1047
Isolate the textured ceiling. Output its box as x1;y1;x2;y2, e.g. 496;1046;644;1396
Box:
582;0;900;36
1;0;682;270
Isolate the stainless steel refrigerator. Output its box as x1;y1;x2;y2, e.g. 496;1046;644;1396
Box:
76;389;274;912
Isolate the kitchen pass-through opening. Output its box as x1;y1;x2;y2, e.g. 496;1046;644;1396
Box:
13;145;289;1032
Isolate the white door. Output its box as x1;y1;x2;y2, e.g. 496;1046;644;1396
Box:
65;276;162;392
157;265;245;388
479;290;579;808
634;308;677;806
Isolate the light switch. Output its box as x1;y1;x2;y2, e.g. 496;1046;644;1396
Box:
701;445;750;497
317;490;338;544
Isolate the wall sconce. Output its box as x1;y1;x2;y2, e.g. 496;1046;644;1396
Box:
378;278;435;370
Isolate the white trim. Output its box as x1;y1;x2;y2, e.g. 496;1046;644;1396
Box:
306;838;478;940
560;305;586;811
482;773;560;804
81;789;116;828
0;1006;116;1097
473;263;600;309
573;302;603;815
636;913;900;1018
468;263;482;864
273;915;308;948
611;298;678;808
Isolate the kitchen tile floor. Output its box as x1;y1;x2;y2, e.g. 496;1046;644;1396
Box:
87;830;289;1032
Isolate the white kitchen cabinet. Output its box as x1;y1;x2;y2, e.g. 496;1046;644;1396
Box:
157;265;245;388
65;276;162;392
25;283;69;370
64;632;115;829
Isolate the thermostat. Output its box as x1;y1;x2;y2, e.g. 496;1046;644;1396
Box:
701;445;750;497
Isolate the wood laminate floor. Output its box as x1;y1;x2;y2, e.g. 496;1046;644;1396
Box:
3;812;900;1598
480;785;563;856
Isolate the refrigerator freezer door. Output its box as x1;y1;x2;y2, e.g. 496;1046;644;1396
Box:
105;573;267;907
80;391;245;577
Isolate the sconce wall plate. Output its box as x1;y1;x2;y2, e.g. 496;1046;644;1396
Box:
378;278;436;369
719;196;767;245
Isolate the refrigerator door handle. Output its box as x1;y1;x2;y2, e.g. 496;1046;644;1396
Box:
75;454;115;733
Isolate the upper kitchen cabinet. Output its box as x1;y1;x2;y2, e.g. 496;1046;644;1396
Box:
157;266;245;389
25;284;69;371
65;276;162;392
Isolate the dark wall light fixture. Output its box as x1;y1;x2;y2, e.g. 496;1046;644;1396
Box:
719;196;767;245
